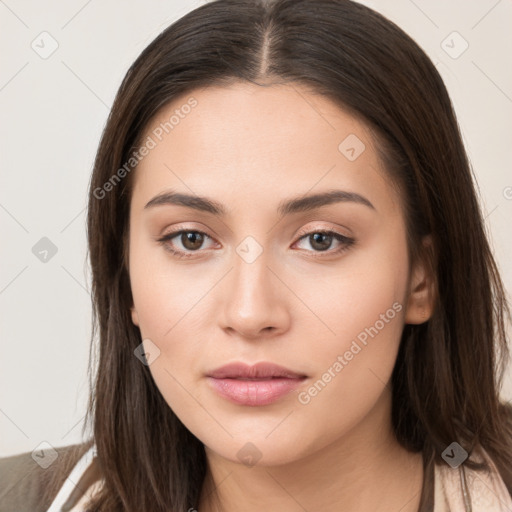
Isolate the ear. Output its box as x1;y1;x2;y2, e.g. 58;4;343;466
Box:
131;305;140;327
404;235;436;325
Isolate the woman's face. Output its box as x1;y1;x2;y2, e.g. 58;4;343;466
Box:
128;82;429;466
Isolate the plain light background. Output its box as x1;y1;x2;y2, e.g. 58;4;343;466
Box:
0;0;511;457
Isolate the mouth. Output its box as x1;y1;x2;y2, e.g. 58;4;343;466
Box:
206;361;308;406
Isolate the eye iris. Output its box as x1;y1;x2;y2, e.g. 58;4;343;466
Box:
182;231;204;250
310;232;332;251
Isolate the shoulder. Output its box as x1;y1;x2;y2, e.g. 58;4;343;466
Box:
0;440;93;512
434;443;512;511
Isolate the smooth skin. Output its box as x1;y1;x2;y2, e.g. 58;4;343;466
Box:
128;82;435;512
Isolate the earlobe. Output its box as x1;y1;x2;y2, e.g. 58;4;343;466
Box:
404;236;436;325
131;306;140;327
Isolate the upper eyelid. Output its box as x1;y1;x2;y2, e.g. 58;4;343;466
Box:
159;218;353;236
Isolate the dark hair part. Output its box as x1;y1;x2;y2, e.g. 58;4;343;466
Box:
44;0;512;510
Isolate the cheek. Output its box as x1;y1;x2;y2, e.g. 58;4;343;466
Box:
128;235;216;415
130;265;220;349
292;228;409;425
128;225;204;338
299;224;409;356
128;253;210;435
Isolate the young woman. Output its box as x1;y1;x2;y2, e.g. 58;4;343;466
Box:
1;0;511;511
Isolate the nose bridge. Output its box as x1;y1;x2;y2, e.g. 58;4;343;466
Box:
219;233;289;337
231;234;276;306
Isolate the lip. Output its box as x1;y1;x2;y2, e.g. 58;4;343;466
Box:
206;362;307;406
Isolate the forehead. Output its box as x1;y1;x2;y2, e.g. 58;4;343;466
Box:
130;82;400;218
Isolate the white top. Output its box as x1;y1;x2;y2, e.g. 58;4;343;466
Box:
46;444;512;511
46;444;100;512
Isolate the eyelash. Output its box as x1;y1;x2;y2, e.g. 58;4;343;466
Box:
156;227;355;260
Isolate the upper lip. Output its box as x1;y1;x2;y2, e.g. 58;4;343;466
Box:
207;362;307;379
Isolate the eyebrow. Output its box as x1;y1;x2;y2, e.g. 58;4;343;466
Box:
144;189;375;216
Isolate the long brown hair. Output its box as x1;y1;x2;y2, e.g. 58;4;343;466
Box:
44;0;512;510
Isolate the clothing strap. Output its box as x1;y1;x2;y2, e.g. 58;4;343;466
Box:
46;445;97;512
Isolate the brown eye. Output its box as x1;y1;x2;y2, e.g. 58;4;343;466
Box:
157;229;215;259
308;232;334;251
293;229;355;258
180;231;205;251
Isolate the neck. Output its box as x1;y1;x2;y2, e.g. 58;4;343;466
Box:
197;390;424;512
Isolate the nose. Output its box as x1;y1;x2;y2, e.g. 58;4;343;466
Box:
217;250;291;341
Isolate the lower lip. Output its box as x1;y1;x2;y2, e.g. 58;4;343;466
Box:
206;376;305;406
